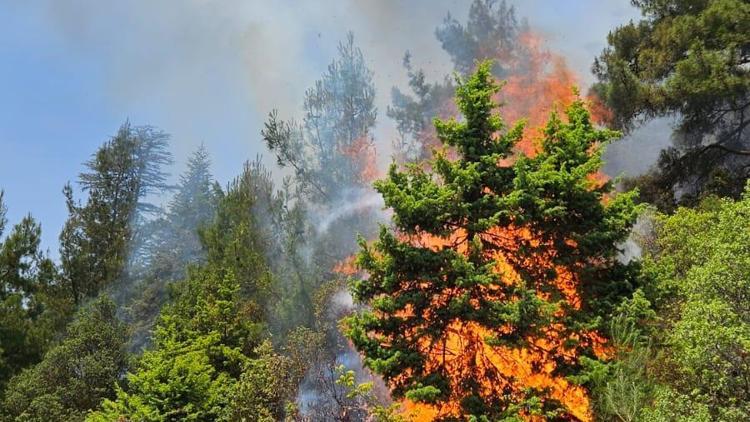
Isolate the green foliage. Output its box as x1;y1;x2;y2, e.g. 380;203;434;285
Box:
635;184;750;420
89;163;305;421
89;333;237;422
346;61;640;419
226;341;298;421
10;4;750;420
263;32;377;201
387;53;456;162
638;386;713;422
2;298;129;422
134;143;219;273
0;193;69;393
262;33;384;348
319;364;406;422
60;122;172;304
124;145;220;349
389;0;526;162
231;160;319;337
163;144;219;263
593;0;750;209
585;307;655;422
199;163;274;311
90;267;265;420
435;0;525;77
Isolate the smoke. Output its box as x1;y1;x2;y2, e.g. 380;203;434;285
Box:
3;2;663;259
603;117;676;178
617;211;658;264
316;189;386;234
19;1;454;168
9;1;643;177
295;284;391;420
3;0;679;417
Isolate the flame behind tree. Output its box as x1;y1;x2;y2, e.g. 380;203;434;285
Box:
264;32;377;203
346;62;640;420
389;0;611;164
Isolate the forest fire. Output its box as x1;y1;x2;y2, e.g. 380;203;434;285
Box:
500;32;580;156
382;221;609;422
345;29;619;421
334;255;359;277
497;31;612;157
342;135;381;183
392;224;608;421
4;1;745;421
411;31;611;162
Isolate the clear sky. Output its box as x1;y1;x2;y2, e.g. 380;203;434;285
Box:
0;0;641;255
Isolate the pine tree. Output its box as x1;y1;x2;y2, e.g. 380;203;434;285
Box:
125;145;220;349
59;122;172;304
346;62;640;419
387;53;455;162
162;144;218;267
593;0;750;209
389;0;528;162
0;191;67;393
263;32;377;201
435;0;526;77
136;143;218;275
89;162;304;421
2;297;129;422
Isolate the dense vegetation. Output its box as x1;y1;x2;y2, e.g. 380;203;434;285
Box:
593;0;750;209
347;63;640;419
0;0;748;421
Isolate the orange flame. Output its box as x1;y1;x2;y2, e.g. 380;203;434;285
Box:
497;31;610;158
342;136;380;183
420;31;611;182
333;255;359;277
386;224;608;421
499;32;580;156
330;26;617;421
371;30;616;421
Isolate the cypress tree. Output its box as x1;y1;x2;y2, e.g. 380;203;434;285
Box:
346;62;640;420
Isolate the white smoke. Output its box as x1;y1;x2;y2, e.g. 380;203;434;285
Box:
618;212;656;264
316;188;386;235
604;117;676;178
12;0;645;178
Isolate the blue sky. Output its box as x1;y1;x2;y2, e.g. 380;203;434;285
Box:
0;0;642;255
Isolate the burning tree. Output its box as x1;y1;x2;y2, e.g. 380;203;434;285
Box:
263;31;377;203
345;62;640;420
388;0;609;165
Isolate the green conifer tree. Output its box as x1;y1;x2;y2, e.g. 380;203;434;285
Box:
0;191;68;394
2;298;129;422
60;122;172;304
89;163;305;421
346;62;640;420
593;0;750;208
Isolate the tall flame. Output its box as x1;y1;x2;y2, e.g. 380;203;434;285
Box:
395;227;609;421
499;31;610;157
385;30;612;421
332;26;615;421
412;30;611;165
